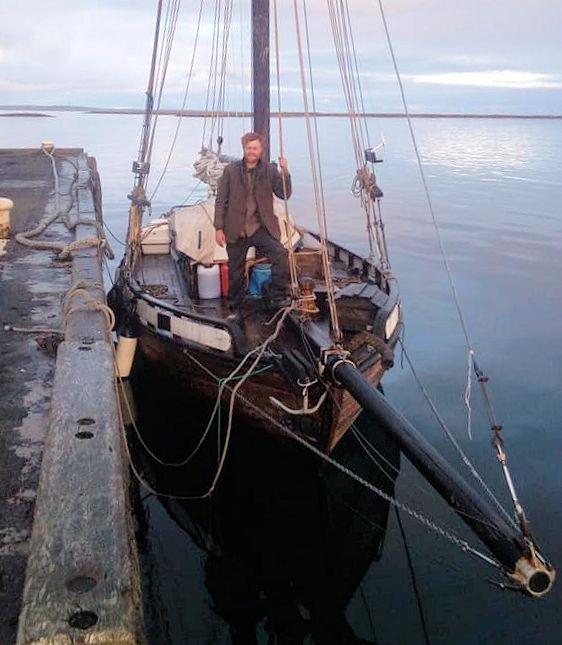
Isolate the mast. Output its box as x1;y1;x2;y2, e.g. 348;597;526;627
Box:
124;0;163;272
252;0;270;160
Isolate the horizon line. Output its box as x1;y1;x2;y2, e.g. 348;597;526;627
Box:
1;105;561;120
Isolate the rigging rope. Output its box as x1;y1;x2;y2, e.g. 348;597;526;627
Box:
136;0;164;170
201;0;221;147
326;0;389;270
149;0;206;201
292;0;342;342
238;0;249;132
272;0;301;299
375;0;531;538
145;0;182;176
301;0;329;230
215;0;235;141
398;339;518;529
202;0;234;151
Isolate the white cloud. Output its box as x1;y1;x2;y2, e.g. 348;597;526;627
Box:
408;70;562;90
0;1;561;114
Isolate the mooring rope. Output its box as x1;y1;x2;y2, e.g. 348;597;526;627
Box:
115;305;294;500
15;148;114;261
62;281;115;335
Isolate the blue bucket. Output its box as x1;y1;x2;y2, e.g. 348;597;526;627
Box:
248;263;272;296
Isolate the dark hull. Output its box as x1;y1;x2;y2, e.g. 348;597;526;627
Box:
136;318;388;453
110;231;402;454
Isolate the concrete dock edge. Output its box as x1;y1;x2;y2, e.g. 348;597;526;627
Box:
15;151;144;644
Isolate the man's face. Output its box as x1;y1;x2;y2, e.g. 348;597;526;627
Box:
243;139;263;165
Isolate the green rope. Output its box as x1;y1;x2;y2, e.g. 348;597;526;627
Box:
215;363;273;462
216;362;273;386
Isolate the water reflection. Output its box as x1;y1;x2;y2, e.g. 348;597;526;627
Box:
130;353;400;644
414;120;533;172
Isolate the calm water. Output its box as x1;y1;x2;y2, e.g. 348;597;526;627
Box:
3;113;562;643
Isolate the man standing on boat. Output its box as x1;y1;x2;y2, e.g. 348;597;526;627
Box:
214;132;291;307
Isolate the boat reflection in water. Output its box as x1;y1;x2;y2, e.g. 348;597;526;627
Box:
130;353;400;645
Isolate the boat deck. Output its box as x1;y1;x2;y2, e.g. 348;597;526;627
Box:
136;249;348;350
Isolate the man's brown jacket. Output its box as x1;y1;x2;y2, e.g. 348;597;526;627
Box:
214;159;292;243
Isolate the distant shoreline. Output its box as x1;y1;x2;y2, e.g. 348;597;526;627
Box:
1;105;561;120
0;112;54;118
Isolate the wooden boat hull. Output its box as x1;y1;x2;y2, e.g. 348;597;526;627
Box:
134;320;388;454
110;232;403;454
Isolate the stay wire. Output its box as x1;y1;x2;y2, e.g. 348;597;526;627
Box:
398;339;518;530
395;506;432;645
149;0;205;201
179;347;503;572
375;0;529;535
146;0;182;175
374;0;473;390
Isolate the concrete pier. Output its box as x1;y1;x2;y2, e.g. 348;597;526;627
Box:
0;149;143;643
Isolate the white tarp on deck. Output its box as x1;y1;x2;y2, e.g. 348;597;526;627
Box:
169;197;301;264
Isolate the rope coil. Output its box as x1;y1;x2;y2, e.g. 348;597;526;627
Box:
15;147;114;261
63;281;115;334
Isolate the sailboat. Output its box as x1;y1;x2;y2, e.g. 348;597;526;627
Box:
109;0;402;455
110;0;555;598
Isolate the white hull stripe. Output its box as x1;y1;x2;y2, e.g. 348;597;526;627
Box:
136;300;232;352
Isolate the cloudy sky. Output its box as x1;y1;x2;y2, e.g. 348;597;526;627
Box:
1;0;560;115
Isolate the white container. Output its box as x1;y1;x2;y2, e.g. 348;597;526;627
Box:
141;219;171;255
197;264;221;299
0;197;13;239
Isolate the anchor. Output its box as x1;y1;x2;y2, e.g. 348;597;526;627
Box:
270;378;328;416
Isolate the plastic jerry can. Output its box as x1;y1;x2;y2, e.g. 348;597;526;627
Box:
197;264;221;299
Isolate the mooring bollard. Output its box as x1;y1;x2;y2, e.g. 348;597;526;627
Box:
0;197;13;238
